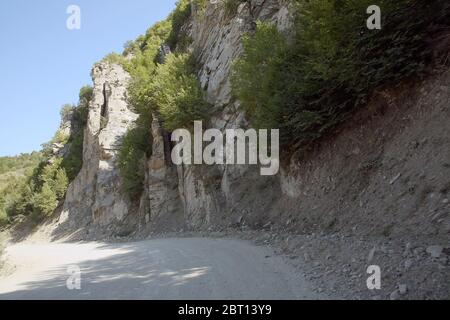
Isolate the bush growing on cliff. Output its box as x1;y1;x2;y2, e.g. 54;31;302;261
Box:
30;183;58;218
166;0;192;50
111;1;211;198
61;131;83;181
223;0;247;16
79;85;93;108
231;21;288;129
60;85;92;181
117;22;170;200
118;114;153;200
232;0;450;144
0;209;7;227
150;53;211;131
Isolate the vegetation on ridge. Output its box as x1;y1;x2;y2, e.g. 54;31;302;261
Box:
0;86;93;227
104;0;212;200
232;0;450;145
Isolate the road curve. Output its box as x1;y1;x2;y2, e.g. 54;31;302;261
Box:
0;238;324;300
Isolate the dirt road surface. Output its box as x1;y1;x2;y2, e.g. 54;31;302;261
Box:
0;238;325;300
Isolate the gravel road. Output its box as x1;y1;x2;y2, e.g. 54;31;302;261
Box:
0;238;324;300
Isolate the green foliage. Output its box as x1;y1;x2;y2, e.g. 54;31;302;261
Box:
53;130;70;145
223;0;247;16
79;85;93;107
232;0;450;144
7;183;33;218
52;168;69;199
7;158;68;221
102;52;128;66
72;104;88;127
109;24;165;200
166;0;192;50
61;131;83;181
231;22;288;129
102;2;210;199
0;152;41;226
60;104;74;119
0;208;8;227
60;85;93;181
0;84;93;225
31;183;58;217
0;152;42;176
150;53;211;131
0;154;40;224
118;115;153;200
138;20;173;54
193;0;208;13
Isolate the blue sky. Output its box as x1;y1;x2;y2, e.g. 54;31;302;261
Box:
0;0;177;156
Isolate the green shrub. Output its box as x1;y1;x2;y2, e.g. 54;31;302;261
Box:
166;0;192;50
118;115;153;200
7;155;69;221
61;131;83;181
52;168;69;199
13;159;68;219
232;0;450;145
31;183;58;217
0;84;93;223
79;85;93;107
102;52;128;66
0;152;42;176
150;53;211;131
106;3;211;199
231;21;288;129
0;208;8;227
139;20;172;54
193;0;208;14
41;129;70;156
60;104;74;119
60;85;92;181
223;0;247;16
8;183;34;218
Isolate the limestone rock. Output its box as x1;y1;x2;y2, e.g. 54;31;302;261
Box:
59;62;138;231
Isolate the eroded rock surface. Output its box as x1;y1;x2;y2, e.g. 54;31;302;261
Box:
59;62;138;232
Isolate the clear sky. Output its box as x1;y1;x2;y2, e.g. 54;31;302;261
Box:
0;0;177;157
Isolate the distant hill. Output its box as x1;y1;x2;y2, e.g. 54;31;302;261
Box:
0;152;42;176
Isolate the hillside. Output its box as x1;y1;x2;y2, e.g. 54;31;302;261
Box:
0;153;42;227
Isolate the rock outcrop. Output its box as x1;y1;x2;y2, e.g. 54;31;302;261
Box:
57;0;450;245
59;62;138;233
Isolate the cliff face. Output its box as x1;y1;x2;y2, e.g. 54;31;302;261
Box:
59;63;138;235
56;0;292;236
57;0;450;245
139;0;293;232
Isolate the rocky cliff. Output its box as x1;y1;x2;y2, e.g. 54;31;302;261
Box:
55;0;291;237
58;63;138;236
55;0;449;244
